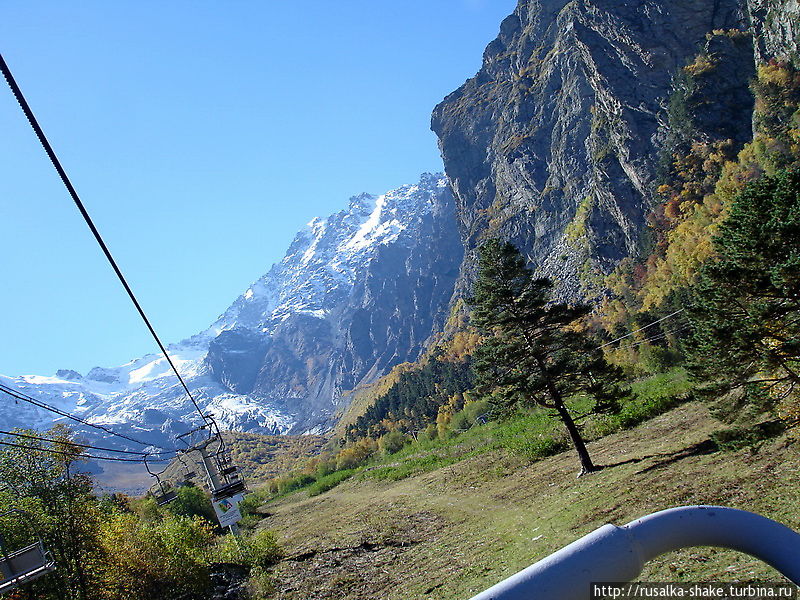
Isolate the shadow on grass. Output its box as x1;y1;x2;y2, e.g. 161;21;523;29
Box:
599;438;719;473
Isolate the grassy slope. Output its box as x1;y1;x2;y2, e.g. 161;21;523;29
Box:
155;431;327;492
257;402;799;599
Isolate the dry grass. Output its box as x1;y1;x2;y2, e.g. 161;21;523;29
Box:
257;402;800;599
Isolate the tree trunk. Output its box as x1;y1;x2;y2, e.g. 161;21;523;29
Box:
555;402;597;476
533;355;598;476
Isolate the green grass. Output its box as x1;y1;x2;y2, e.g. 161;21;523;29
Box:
261;398;800;600
264;369;695;500
590;367;694;436
360;368;694;478
307;469;357;496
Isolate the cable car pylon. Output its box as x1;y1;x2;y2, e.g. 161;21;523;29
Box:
176;417;248;535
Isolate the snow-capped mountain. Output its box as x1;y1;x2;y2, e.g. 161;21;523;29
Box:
208;172;450;337
0;173;462;451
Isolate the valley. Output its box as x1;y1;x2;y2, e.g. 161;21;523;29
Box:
2;0;800;599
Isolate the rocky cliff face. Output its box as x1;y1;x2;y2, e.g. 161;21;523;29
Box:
431;0;793;300
204;173;462;432
749;0;800;62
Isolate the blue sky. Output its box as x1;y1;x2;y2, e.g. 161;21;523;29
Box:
0;1;515;376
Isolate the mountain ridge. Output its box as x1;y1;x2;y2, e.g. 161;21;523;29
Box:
432;0;758;302
0;172;461;450
5;0;798;459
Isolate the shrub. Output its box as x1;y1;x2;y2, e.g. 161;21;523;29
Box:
378;430;407;455
132;495;162;523
237;489;271;529
239;490;264;518
638;344;683;374
336;438;377;470
276;474;315;495
316;458;338;478
165;484;216;523
462;399;494;424
446;399;494;436
96;513;214;600
336;448;360;470
248;529;283;568
216;528;283;570
417;423;438;444
449;410;471;433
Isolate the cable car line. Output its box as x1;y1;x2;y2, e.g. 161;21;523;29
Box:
614;325;693;351
0;430;174;458
0;55;250;536
595;309;687;350
0;54;209;428
0;383;175;451
0;440;170;463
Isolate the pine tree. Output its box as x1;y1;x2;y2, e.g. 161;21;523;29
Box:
468;239;629;475
688;170;800;408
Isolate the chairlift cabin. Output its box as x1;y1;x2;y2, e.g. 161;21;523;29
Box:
144;453;178;506
210;461;247;501
175;417;249;503
211;478;246;502
0;509;56;594
152;488;178;506
210;449;247;501
177;454;197;483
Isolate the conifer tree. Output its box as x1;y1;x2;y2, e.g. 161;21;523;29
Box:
469;239;629;475
689;170;800;408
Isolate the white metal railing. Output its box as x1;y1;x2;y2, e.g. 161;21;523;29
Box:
468;506;800;600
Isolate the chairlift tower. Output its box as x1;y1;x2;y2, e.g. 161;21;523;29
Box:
176;417;248;535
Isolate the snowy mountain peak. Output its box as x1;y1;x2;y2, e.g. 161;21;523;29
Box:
0;172;457;453
209;173;447;334
347;192;376;214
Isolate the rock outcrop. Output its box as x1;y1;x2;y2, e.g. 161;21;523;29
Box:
431;0;793;300
749;0;800;62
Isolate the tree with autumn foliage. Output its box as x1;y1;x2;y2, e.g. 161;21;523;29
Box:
0;425;101;600
0;426;279;600
469;239;630;475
